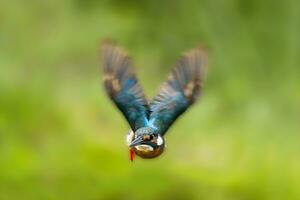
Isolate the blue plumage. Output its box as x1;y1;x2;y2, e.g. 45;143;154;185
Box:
102;42;149;131
101;41;208;159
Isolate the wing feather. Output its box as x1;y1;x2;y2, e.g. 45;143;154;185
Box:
149;47;208;135
102;42;149;131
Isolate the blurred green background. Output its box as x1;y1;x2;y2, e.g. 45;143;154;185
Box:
0;0;300;199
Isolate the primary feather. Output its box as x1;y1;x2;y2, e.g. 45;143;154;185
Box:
149;47;208;135
102;42;149;131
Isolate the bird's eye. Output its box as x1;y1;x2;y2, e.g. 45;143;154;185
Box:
149;135;154;140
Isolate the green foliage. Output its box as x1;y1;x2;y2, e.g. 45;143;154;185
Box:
0;0;300;199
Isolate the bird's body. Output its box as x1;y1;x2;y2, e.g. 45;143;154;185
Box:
101;41;208;161
126;127;165;159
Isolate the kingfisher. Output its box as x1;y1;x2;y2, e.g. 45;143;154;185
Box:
101;41;208;161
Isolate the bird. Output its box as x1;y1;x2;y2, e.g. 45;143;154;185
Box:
101;41;208;161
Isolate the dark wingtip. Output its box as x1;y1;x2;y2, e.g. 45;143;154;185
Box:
100;39;116;55
195;43;210;53
186;43;209;78
185;44;209;60
100;39;130;58
101;38;115;46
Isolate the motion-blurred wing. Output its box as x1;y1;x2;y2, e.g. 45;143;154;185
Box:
102;42;149;131
149;47;208;135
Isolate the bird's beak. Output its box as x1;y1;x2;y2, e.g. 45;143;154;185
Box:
129;136;143;147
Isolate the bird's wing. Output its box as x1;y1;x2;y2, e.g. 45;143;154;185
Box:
149;47;208;135
102;41;149;131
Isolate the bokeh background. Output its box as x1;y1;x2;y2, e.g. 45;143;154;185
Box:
1;0;300;199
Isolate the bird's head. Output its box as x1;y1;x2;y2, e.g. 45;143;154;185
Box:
127;127;165;160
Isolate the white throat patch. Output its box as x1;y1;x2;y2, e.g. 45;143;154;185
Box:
135;144;154;152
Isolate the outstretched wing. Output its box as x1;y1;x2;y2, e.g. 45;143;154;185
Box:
102;41;149;131
149;47;208;135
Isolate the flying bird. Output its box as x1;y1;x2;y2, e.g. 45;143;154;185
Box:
101;41;208;161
